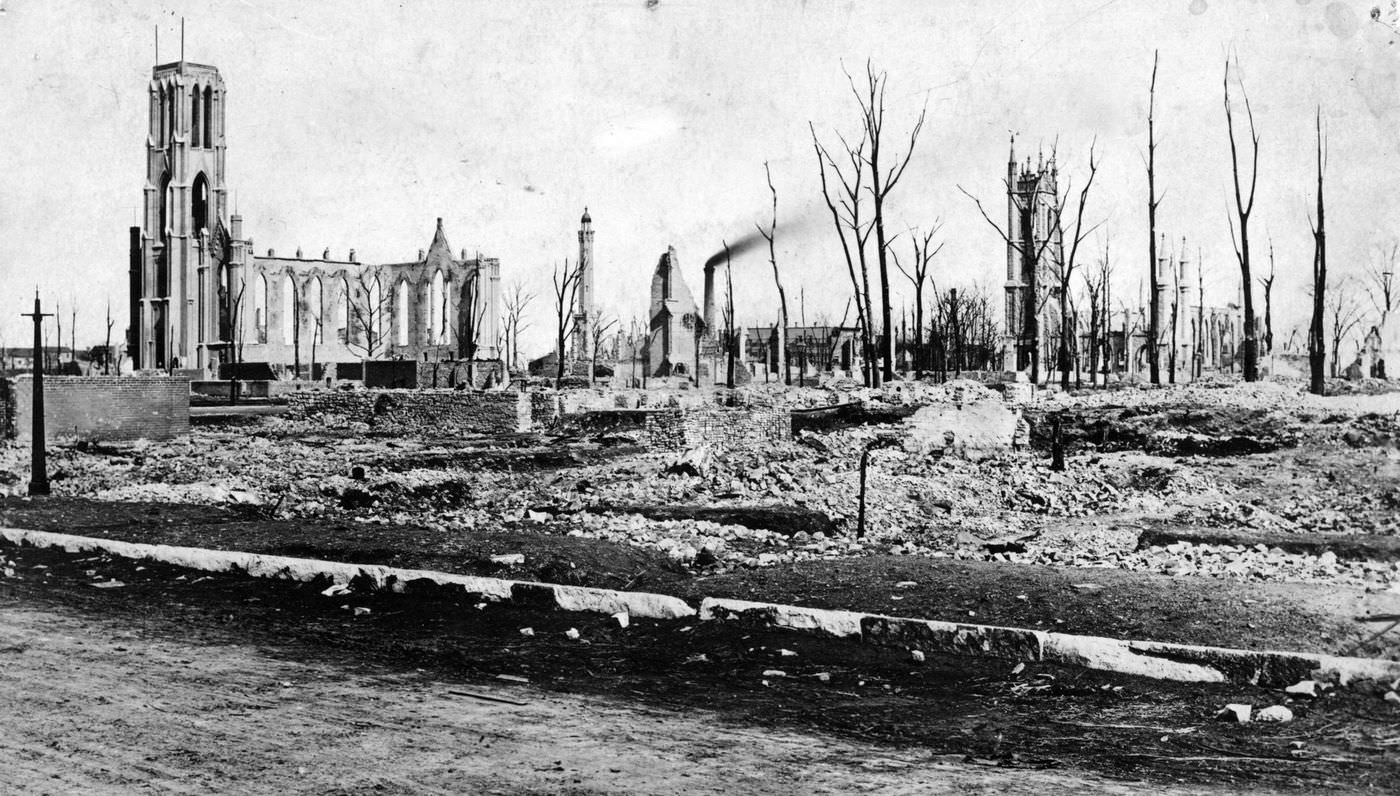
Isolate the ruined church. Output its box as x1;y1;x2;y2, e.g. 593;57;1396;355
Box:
128;59;501;376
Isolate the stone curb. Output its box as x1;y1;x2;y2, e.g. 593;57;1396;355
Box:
4;527;1398;689
0;527;695;621
699;598;1400;688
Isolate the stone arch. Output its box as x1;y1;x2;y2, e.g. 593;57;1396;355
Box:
430;269;446;346
309;276;324;343
396;277;410;347
191;172;210;237
281;272;296;344
202;85;213;148
253;272;268;344
338;275;351;344
191;85;201;148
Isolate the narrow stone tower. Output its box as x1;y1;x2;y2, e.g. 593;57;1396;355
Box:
130;58;228;371
572;208;595;362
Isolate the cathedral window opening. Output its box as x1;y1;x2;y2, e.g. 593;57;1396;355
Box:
338;277;350;343
203;86;213;148
430;270;445;345
191;88;201;149
254;274;268;344
369;277;384;349
396;278;409;347
158;172;172;237
191;173;209;237
282;273;296;344
309;277;324;344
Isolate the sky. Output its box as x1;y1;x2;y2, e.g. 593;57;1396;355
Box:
1;0;1399;356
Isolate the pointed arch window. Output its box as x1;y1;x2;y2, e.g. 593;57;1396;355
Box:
396;278;410;347
369;277;384;350
191;173;209;237
254;274;268;344
203;86;213;148
309;277;324;346
338;277;350;344
282;273;296;344
191;87;201;148
430;270;445;345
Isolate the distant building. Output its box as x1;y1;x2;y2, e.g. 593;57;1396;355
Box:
128;59;500;377
1002;137;1063;376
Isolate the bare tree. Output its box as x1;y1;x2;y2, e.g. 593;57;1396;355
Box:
552;258;582;387
850;62;927;383
1364;240;1397;329
1081;252;1105;386
285;273;303;379
1261;235;1276;356
723;241;738;388
103;300;114;375
589;314;618;385
812;122;878;386
1051;140;1102;389
1328;278;1364;378
346;272;392;360
756;161;790;385
1224;56;1262;382
893;223;943;379
1147;50;1163;385
457;263;490;386
1308;108;1328;395
502;280;535;374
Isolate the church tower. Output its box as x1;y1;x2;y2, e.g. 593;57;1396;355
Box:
571;208;595;362
130;58;228;371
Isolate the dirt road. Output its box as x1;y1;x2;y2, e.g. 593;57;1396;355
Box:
0;605;1230;796
2;546;1395;794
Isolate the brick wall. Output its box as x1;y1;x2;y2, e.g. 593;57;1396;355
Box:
287;389;529;434
4;376;189;443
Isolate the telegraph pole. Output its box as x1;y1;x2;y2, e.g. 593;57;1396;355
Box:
22;291;53;496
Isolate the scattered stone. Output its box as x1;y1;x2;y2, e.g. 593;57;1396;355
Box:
352;606;371;616
664;446;715;478
910;650;926;663
495;674;529;684
762;669;787;678
778;648;798;657
1011;662;1025;675
611;611;630;629
1071;583;1104;593
321;583;351;597
894;581;918;589
813;672;831;683
1216;704;1252;723
91;580;125;589
490;553;525;566
1383;690;1400;706
564;628;580;640
518;627;535;637
1255;705;1294;723
1284;680;1320;699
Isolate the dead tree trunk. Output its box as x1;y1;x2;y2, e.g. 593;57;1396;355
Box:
1225;57;1262;382
1308;108;1327;396
757;162;789;385
1147;50;1162;385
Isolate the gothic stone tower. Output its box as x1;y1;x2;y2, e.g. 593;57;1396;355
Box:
130;59;228;371
1002;137;1063;376
571;208;594;363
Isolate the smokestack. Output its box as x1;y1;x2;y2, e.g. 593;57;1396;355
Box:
703;262;715;333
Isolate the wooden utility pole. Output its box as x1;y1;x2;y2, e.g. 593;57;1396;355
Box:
22;292;53;496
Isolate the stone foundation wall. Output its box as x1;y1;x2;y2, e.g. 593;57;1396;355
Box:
287;389;529;434
643;406;791;453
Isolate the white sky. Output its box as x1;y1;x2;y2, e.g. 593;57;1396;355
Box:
1;0;1398;356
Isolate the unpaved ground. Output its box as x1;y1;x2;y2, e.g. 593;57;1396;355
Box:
3;545;1399;793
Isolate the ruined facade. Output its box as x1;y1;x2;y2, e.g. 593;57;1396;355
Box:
128;60;500;375
1002;139;1064;375
646;247;706;378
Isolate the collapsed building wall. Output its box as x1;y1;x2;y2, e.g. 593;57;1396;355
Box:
287;389;529;434
643;406;791;453
1;376;189;443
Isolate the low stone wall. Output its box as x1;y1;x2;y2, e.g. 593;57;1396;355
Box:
3;375;189;443
287;388;529;434
415;359;504;390
644;406;791;453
